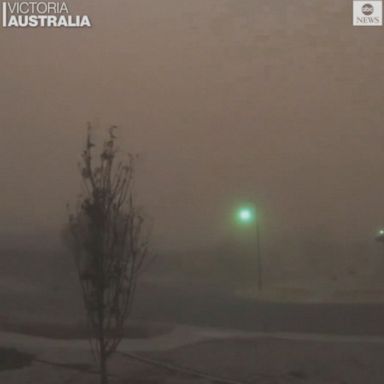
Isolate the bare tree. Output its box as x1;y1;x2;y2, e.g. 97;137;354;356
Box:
68;125;148;384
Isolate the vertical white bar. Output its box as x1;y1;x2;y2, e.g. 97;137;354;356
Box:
2;2;7;27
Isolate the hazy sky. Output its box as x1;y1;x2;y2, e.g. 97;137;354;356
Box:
1;0;384;251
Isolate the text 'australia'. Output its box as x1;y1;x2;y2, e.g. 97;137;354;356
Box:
2;2;92;28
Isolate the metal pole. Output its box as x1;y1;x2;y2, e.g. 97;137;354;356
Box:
256;222;263;291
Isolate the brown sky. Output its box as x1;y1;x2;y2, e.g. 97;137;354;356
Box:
1;0;384;250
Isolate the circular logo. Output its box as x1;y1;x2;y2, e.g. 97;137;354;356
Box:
362;3;374;15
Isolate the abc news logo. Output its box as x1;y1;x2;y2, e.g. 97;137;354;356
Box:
353;1;383;26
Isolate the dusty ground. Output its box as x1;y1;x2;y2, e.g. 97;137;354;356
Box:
143;336;384;383
1;323;384;383
2;256;384;383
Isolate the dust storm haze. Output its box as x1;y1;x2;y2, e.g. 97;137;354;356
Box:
3;3;384;384
1;0;384;291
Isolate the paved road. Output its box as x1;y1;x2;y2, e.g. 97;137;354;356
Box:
3;279;384;336
134;283;384;336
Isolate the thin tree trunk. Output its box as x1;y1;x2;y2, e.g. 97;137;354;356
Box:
100;349;108;384
98;268;108;384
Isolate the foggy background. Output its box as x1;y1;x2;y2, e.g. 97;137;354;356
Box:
1;0;384;300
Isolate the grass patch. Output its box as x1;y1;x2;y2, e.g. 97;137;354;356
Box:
0;347;34;371
0;320;173;340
